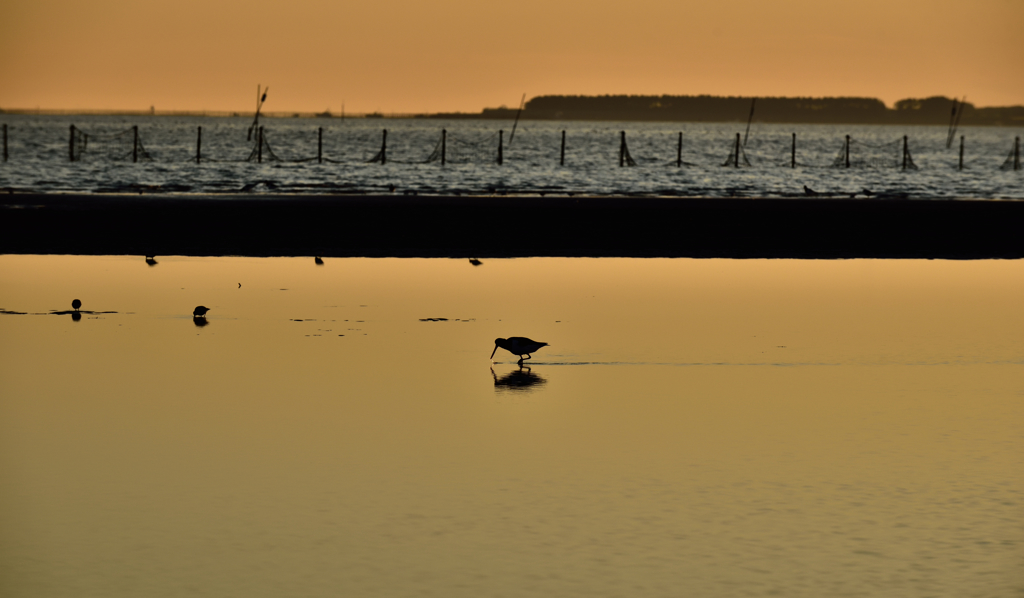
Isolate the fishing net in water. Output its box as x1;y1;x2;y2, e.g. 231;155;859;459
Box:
70;126;153;162
444;131;501;164
998;139;1021;171
721;141;752;167
245;129;318;163
422;132;446;163
318;129;382;164
831;138;917;169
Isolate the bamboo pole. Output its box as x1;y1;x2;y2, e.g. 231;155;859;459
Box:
845;135;850;168
733;133;740;168
2;124;7;162
317;127;322;164
676;132;682;167
441;129;446;166
196;127;202;164
619;131;625;167
791;133;796;168
132;125;138;163
69;125;76;162
380;129;387;165
958;135;964;171
902;135;908;170
497;130;503;165
560;130;566;166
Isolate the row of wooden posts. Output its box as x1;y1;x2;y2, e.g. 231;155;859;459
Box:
0;124;1017;171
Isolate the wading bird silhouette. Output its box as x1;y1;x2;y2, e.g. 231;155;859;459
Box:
490;337;548;365
193;306;210;318
71;299;81;311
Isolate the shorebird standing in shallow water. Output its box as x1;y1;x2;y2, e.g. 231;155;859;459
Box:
490;337;548;365
193;306;210;318
71;299;82;311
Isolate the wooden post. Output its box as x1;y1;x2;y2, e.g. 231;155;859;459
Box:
560;130;566;166
317;127;323;163
902;135;908;170
733;133;740;168
2;124;7;162
196;126;202;164
69;125;76;162
257;126;263;163
1015;136;1020;170
619;131;625;167
441;129;446;166
380;129;387;165
132;125;138;163
676;132;682;167
958;135;964;171
791;133;796;168
845;135;850;168
497;130;504;165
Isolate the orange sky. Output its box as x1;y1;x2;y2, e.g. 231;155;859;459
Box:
1;0;1021;114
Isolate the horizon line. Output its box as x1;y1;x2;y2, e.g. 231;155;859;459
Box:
3;93;1023;117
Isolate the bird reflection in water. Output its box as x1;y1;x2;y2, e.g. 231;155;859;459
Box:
145;255;158;266
71;311;81;322
315;256;324;265
193;305;210;326
491;366;547;393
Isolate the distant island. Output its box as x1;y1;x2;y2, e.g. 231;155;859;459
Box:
4;95;1021;125
425;95;1024;126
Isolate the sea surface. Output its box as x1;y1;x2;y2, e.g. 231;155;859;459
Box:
1;255;1022;597
0;115;1021;198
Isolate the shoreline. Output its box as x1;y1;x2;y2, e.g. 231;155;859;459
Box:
2;193;1023;259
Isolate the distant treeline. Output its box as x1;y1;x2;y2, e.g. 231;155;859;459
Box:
428;95;1024;126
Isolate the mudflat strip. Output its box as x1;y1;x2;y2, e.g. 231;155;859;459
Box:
1;193;1023;259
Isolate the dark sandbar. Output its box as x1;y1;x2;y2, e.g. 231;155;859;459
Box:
2;193;1022;259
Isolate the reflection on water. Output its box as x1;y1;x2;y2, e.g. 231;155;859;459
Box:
1;256;1022;598
192;315;208;327
491;365;547;393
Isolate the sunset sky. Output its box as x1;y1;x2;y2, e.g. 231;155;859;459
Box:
1;0;1021;114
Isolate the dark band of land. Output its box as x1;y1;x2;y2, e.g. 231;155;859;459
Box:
447;95;1024;126
1;193;1022;259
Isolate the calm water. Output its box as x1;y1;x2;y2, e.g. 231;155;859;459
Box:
1;256;1022;597
0;115;1022;197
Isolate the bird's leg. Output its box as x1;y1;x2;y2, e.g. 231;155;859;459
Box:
517;356;524;365
522;354;532;361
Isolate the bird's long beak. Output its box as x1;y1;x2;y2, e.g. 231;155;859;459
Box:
490;344;498;360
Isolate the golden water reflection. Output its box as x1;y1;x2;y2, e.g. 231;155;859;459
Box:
491;365;547;393
0;256;1021;597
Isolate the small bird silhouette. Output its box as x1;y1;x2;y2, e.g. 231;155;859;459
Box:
315;256;324;265
193;306;210;317
490;337;549;365
71;299;82;311
145;255;158;266
469;258;482;266
803;185;819;197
